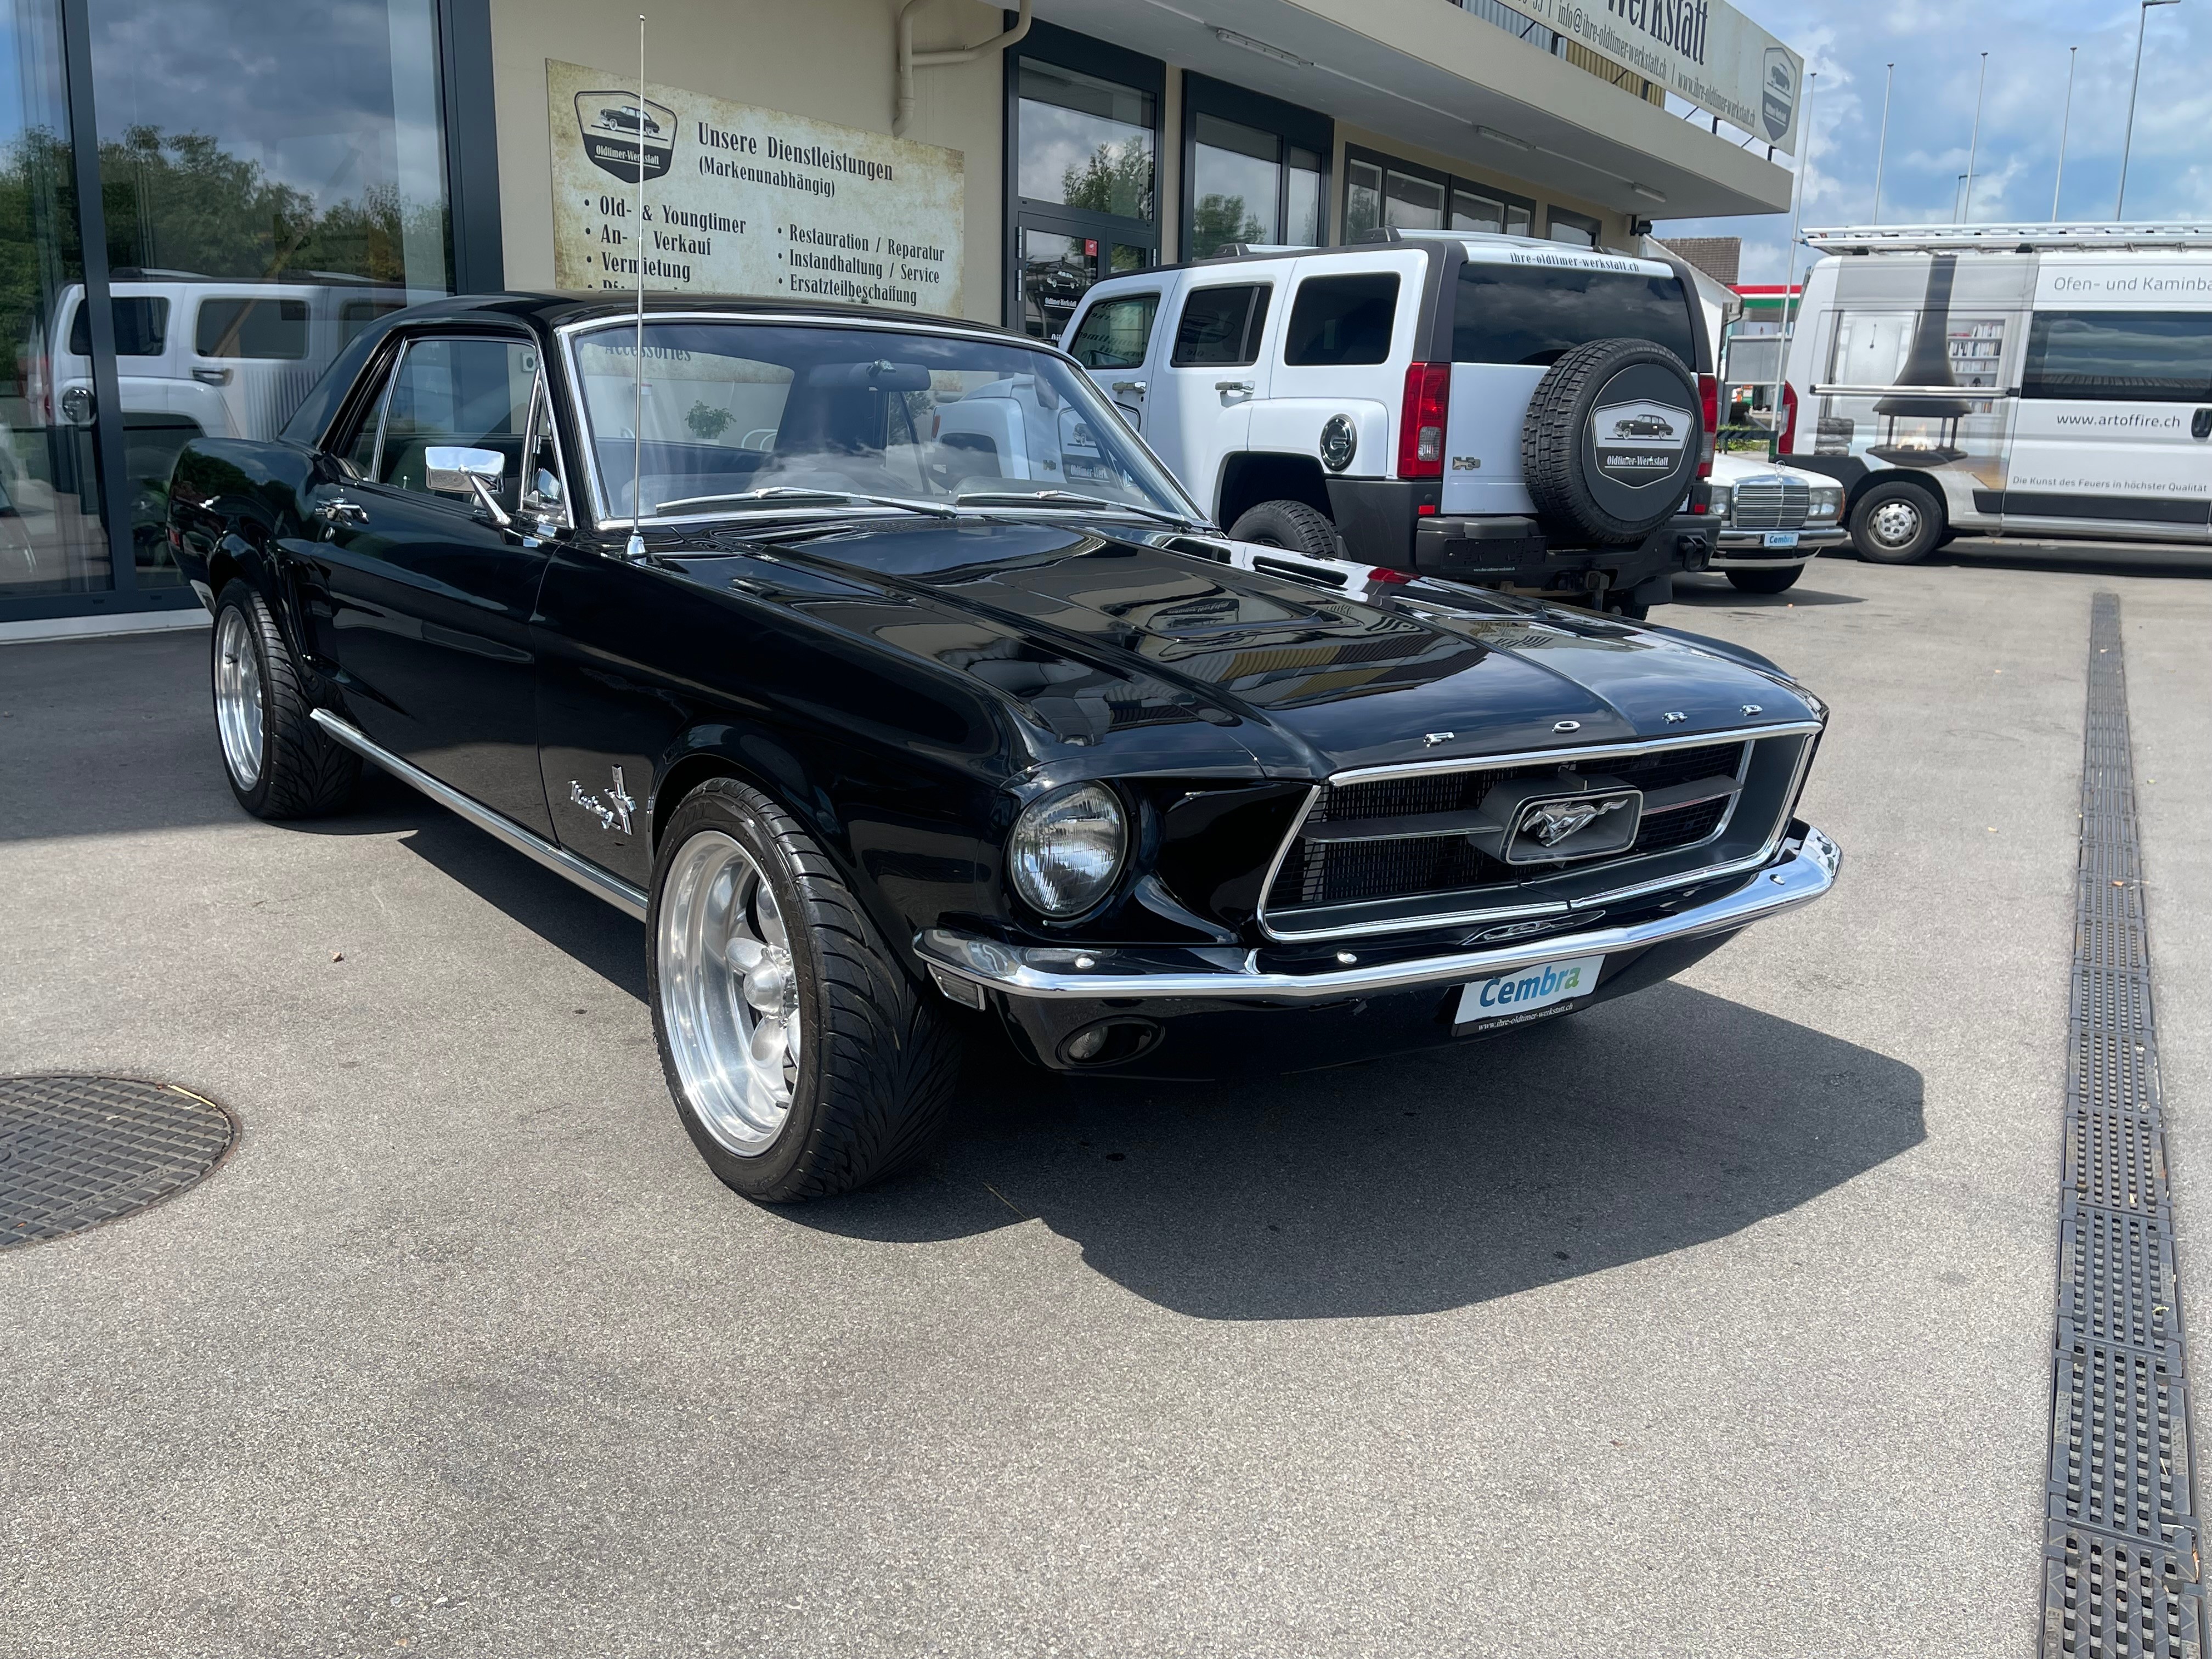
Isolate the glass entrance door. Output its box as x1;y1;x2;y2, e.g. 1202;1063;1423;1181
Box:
1008;42;1159;338
1018;224;1153;343
1;0;116;600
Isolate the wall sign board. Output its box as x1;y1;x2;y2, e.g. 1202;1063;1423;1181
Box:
548;59;966;314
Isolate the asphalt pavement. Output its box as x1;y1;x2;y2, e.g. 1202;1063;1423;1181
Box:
3;541;2208;1656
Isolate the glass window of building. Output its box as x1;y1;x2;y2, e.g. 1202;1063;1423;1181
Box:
1285;148;1322;246
1008;35;1161;340
1346;158;1383;240
83;0;453;584
1451;187;1532;238
1187;123;1324;259
1384;170;1444;230
1182;78;1327;262
1190;114;1277;257
1016;61;1155;223
1;0;114;598
1548;209;1602;247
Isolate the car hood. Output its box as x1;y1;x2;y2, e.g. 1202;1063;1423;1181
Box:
672;518;1819;776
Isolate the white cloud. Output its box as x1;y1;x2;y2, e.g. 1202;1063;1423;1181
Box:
1657;0;2211;281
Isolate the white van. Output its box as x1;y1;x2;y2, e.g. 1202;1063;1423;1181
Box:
1778;225;2212;560
1057;232;1720;617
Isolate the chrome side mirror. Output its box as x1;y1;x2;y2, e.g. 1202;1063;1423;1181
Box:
424;444;506;497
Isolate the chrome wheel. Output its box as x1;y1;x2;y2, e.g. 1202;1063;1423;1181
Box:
213;605;265;789
657;830;803;1156
1868;497;1923;550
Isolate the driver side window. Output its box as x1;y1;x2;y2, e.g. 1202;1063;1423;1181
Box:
377;336;539;507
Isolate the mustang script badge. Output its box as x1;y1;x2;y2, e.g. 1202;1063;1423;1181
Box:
571;766;636;834
1520;795;1628;849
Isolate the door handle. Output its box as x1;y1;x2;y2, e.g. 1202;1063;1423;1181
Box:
2193;407;2211;441
1111;380;1147;396
1215;380;1255;394
316;498;369;526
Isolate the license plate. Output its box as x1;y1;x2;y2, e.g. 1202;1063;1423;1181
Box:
1454;954;1603;1031
1762;531;1800;549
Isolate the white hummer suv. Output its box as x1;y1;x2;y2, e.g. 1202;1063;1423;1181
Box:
1057;230;1720;617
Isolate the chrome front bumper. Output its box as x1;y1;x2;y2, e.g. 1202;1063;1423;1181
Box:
917;823;1839;1003
1714;527;1849;561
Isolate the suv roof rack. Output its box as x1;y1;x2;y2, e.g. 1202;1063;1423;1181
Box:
1804;223;2212;253
1349;227;1556;250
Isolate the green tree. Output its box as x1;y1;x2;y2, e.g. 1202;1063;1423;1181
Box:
1189;193;1262;260
1059;138;1152;222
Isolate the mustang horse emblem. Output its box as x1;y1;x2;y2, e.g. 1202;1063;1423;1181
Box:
570;766;636;835
1520;796;1628;848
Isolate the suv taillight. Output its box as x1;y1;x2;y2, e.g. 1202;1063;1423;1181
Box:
1697;372;1718;479
1397;362;1449;479
1778;382;1800;455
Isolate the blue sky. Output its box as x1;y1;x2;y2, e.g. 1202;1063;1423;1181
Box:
1656;0;2212;282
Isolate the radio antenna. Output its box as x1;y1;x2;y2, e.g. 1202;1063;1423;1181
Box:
627;10;647;560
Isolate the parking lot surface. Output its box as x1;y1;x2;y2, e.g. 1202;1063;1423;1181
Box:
4;545;2209;1656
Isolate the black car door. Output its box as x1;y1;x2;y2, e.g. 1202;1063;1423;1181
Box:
300;330;557;836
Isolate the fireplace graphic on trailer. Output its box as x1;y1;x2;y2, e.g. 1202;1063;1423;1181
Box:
1867;255;1974;466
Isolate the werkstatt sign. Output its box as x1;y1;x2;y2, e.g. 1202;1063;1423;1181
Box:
1485;2;1805;155
547;59;965;314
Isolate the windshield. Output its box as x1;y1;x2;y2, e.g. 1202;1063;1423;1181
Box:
569;319;1197;525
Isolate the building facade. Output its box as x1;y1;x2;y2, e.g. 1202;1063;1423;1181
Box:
0;0;1798;630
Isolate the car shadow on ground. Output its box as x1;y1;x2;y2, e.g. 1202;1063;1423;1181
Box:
381;788;1925;1322
793;984;1925;1321
1669;575;1863;608
1927;537;2212;580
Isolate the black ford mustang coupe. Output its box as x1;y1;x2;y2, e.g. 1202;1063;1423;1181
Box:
170;295;1839;1202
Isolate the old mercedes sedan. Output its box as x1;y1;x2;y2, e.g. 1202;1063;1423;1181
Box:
168;294;1839;1202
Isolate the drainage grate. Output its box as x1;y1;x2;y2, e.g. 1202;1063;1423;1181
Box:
2041;596;2207;1655
1;1074;235;1248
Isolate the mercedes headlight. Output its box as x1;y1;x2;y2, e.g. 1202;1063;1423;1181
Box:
1707;483;1733;520
1009;783;1127;917
1809;486;1843;522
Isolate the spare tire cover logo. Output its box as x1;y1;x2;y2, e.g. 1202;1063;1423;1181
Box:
1590;398;1691;487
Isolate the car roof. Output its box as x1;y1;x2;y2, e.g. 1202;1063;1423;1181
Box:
1082;229;1633;285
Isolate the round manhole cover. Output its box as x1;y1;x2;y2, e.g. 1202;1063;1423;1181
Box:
1;1075;236;1248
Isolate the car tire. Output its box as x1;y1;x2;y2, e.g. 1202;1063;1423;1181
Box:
648;776;963;1203
1522;337;1702;545
1849;481;1944;563
1726;566;1803;594
211;580;359;819
1228;499;1339;558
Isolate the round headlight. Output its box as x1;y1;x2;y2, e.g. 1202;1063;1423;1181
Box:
1009;783;1127;918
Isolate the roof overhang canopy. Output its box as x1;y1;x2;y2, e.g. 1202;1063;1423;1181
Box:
1034;0;1795;222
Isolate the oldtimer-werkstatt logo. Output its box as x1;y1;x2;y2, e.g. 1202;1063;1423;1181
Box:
575;89;675;183
1761;47;1798;143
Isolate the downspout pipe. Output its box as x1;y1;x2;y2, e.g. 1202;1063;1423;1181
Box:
896;0;1032;138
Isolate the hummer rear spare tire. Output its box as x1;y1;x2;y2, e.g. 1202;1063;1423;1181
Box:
1521;337;1701;545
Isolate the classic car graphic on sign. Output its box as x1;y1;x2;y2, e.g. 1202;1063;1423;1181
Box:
169;293;1838;1204
575;88;674;181
1762;46;1797;143
1590;398;1692;486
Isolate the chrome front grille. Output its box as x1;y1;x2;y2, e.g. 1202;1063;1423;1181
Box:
1731;477;1812;530
1259;728;1819;941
